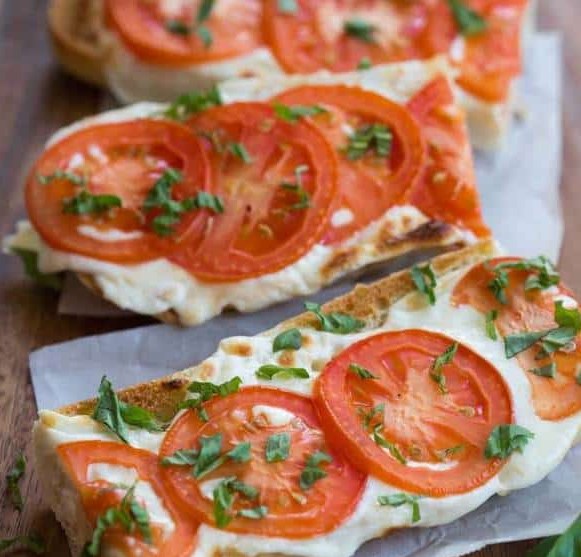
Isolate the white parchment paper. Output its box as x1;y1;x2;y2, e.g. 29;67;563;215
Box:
29;33;578;556
57;33;563;318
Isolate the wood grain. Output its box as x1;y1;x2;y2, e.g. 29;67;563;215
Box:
0;1;577;555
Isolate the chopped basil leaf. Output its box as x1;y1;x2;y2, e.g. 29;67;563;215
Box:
526;513;581;557
92;376;164;444
194;435;251;479
304;301;365;334
577;369;581;386
194;191;225;213
411;263;437;305
196;25;213;48
349;363;377;380
37;170;86;186
357;57;372;70
6;453;26;511
213;477;260;528
165;19;191;35
143;168;223;236
488;268;509;305
11;248;63;291
378;493;421;523
529;363;557;378
344;19;376;43
280;165;311;211
504;301;581;359
229;142;253;163
63;190;121;215
484;424;534;459
265;432;291;463
272;328;302;352
430;342;458;394
164;86;222;120
485;309;498;340
554;300;581;330
238;506;269;520
345;123;393;161
504;330;549;359
92;376;129;443
256;364;309;381
194;434;224;478
0;534;45;554
273;103;327;123
227;442;252;463
488;256;560;304
83;485;152;556
179;377;242;420
372;425;407;465
447;0;487;36
277;0;297;14
299;451;332;490
197;0;215;22
161;448;199;467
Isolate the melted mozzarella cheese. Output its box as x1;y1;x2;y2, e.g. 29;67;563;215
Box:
37;262;581;557
251;405;295;426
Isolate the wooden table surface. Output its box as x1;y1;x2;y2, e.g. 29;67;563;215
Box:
0;2;579;556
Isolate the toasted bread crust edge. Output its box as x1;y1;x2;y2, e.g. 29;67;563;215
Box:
58;238;497;417
48;0;109;86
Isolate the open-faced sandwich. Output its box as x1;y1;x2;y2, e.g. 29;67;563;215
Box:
33;240;581;556
5;60;489;326
48;0;534;149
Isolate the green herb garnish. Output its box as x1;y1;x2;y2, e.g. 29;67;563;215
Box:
411;263;437;305
163;86;222;121
484;424;534;459
299;451;332;490
378;493;422;523
256;364;309;381
265;432;291;463
344;19;376;43
11;248;63;291
274;103;327;123
178;377;242;421
349;363;377;380
5;454;26;511
430;343;458;394
272;328;302;352
345;123;393;161
304;301;365;334
447;0;487;36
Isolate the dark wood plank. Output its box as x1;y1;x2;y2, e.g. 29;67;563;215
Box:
0;1;576;555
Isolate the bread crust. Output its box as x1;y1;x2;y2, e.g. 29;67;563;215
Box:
48;0;109;86
58;238;497;417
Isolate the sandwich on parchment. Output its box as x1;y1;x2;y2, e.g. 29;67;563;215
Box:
34;239;581;556
47;0;535;149
5;59;489;326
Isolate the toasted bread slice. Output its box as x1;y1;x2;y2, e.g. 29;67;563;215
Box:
34;240;499;556
47;0;535;150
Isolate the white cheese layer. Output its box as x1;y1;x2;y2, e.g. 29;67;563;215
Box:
6;64;474;326
35;262;581;557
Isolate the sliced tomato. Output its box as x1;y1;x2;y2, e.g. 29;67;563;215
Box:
314;330;513;496
160;386;366;537
171;102;337;281
27;120;212;263
273;85;426;244
452;257;581;420
107;0;263;67
57;441;198;557
456;0;527;102
406;77;489;238
263;0;445;74
263;0;527;102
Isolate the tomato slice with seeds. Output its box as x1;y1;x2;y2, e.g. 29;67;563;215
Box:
263;0;527;102
160;386;366;537
27;120;212;264
57;441;198;557
452;257;581;420
107;0;264;67
405;77;489;238
172;102;337;281
273;85;426;244
314;330;513;496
